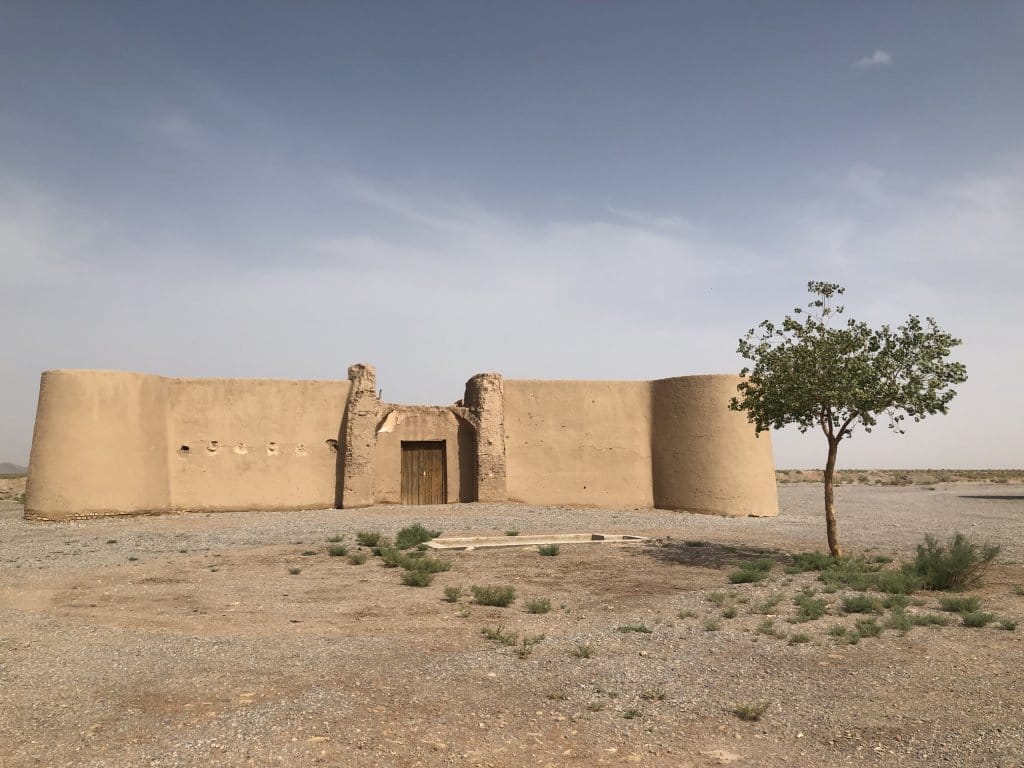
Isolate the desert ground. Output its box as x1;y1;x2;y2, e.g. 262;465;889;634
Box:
1;474;1022;768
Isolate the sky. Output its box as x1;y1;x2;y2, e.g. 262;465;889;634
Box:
1;2;1022;469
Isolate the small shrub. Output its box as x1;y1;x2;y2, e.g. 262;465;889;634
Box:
401;570;434;587
793;594;829;622
704;619;722;632
394;524;441;550
755;594;784;614
379;547;407;568
706;591;727;605
472;585;517;607
517;633;545;658
127;556;138;562
731;702;770;722
882;593;910;611
886;610;913;634
443;585;464;603
573;643;596;658
526;597;552;615
749;557;775;572
538;544;560;556
721;606;738;619
960;611;996;628
287;567;301;575
684;539;708;547
756;618;784;638
792;551;832;572
356;531;383;547
105;539;117;544
911;613;950;626
873;570;922;595
587;701;605;711
907;533;1000;591
300;550;317;556
729;568;768;584
481;626;518;646
842;594;882;614
854;617;883;638
547;691;567;701
622;709;641;720
326;534;344;543
640;689;666;701
788;632;811;644
1012;585;1024;596
347;552;367;565
504;530;520;537
939;595;982;614
327;544;348;557
405;555;451;574
998;618;1017;631
678;609;697;619
617;624;653;634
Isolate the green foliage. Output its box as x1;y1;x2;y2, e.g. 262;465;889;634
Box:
572;643;596;658
481;626;518;646
326;534;344;543
729;568;768;584
960;611;996;628
347;552;367;565
730;282;967;554
706;591;727;605
526;597;552;614
400;569;434;587
617;624;653;634
684;539;708;547
622;709;641;720
788;632;811;645
731;702;769;722
756;618;785;638
842;594;882;614
703;619;722;632
998;619;1017;631
755;594;784;614
885;610;913;634
791;551;833;572
356;531;383;547
911;613;950;626
443;585;464;603
793;594;829;622
471;585;517;607
394;524;441;550
854;617;883;638
504;530;520;537
721;606;739;619
538;544;561;556
326;544;348;557
906;533;1000;590
939;595;982;613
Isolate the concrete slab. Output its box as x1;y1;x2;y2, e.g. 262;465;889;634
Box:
426;533;650;551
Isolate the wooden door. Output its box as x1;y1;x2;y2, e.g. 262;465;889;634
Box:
401;441;447;505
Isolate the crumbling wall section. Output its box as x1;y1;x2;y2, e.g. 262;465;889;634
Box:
340;363;379;508
464;373;507;502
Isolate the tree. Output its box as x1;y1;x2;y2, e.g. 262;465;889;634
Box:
729;282;967;557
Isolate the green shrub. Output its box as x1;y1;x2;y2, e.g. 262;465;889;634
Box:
394;524;441;550
327;544;348;557
756;618;784;638
704;619;722;632
793;594;829;622
729;568;768;584
755;594;784;614
504;530;520;537
326;534;344;543
721;606;739;619
854;617;883;638
640;689;666;701
356;531;383;547
401;570;434;587
405;555;451;574
938;595;982;613
788;632;811;644
617;624;653;634
517;633;545;658
443;585;464;603
906;533;1000;591
684;539;708;547
998;618;1017;631
572;643;596;658
472;585;517;607
379;547;407;568
706;591;727;605
842;594;882;614
960;611;995;628
526;597;552;615
791;551;832;572
347;552;367;565
538;544;560;556
731;702;769;722
885;610;913;634
481;626;518;645
622;709;641;720
678;609;697;619
882;593;910;611
911;613;950;626
749;557;775;572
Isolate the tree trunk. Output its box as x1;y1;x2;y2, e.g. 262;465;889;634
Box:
823;439;842;558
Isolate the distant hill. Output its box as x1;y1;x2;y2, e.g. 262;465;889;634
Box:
0;462;27;475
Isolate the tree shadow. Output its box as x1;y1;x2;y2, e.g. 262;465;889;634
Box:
642;539;797;570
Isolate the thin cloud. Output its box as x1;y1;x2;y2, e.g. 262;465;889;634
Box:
854;49;892;69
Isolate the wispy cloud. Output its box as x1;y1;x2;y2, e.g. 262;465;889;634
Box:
854;49;892;69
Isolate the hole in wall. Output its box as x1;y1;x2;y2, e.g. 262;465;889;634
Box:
295;444;308;456
267;442;279;456
234;443;248;455
178;445;190;455
207;441;220;455
325;439;338;454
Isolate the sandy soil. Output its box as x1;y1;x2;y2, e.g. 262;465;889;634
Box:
1;482;1022;767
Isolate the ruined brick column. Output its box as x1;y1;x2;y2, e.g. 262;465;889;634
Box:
464;373;507;502
341;363;378;508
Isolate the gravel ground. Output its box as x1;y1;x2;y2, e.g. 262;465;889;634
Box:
1;482;1022;767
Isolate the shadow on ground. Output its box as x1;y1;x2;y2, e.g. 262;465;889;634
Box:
642;539;798;569
958;495;1024;501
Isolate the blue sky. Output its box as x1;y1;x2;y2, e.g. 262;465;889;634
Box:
2;2;1022;468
